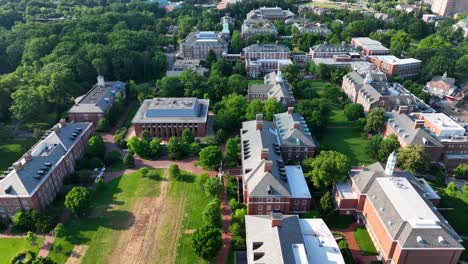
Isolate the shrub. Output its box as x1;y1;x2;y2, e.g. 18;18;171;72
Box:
26;231;37;245
463;185;468;195
192;225;222;260
139;167;149;177
77;171;93;185
64;187;92;215
104;151;121;166
95;177;105;190
51;223;65;237
231;235;246;251
454;164;468;178
114;127;128;149
229;222;241;235
168;164;182;181
196;173;209;190
229;198;239;212
204;177;223;197
10;251;35;264
445;182;458;197
96;118;110;132
0;217;10;232
203;199;222;227
123;154;135;168
344;103;364;121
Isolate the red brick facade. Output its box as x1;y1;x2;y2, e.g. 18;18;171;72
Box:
134;122;207;138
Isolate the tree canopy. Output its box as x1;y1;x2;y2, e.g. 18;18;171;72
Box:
304;151;350;189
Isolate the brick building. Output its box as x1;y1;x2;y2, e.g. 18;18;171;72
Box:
273;107;317;161
431;0;468;17
351;37;390;56
241;213;345;264
334;153;464;264
240;114;312;215
0;120;92;217
245;6;297;22
384;111;468;169
67;76;126;125
243;44;292;78
425;72;457;97
180;31;229;60
247;68;295;107
369;55;421;79
308;41;365;68
241;22;278;40
293;22;330;36
132;97;209;138
342;71;423;113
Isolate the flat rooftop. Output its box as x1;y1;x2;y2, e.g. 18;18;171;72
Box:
352;37;389;51
370;55;421;65
285;166;311;198
420;113;465;134
132;98;209;124
299;219;345;264
335;181;356;199
377;177;440;229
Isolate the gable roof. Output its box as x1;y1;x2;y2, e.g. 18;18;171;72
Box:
274;112;316;148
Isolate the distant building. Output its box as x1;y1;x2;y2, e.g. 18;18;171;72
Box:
242;213;345;264
241;22;278;40
396;4;417;13
180;31;229;60
243;44;292;78
425;72;457;97
308;41;365;68
132;98;209;138
431;0;468;17
245;6;297;22
368;55;421;79
293;22;330;36
247;68;295;107
67;76;126;125
334;153;464;264
351;37;390;56
240;114;312;215
167;59;208;77
342;71;423;113
422;14;442;23
0;120;92;217
384;111;468;169
273;108;317;161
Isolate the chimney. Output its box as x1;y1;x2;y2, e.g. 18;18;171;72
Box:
256;120;264;130
341;41;346;47
287;107;294;114
97;75;105;87
12;162;23;171
23;152;33;162
59;118;67;127
275;40;279;45
293;121;300;129
264;160;273;172
413;120;425;129
323;41;328;45
261;148;269;159
52;125;61;133
256;113;263;121
271;212;283;227
397;105;409;115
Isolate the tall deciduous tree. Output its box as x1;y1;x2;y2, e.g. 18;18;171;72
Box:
364;108;386;134
397;145;431;174
305;151;350;189
64;187;92;215
192;225;222;260
200;145;223;170
203;198;222;227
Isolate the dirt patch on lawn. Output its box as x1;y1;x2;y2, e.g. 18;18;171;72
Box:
65;245;89;264
183;229;196;234
108;176;186;264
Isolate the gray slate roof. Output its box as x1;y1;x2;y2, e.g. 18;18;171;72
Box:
386;111;443;147
181;31;228;48
248;71;295;103
68;80;125;114
0;122;92;198
243;44;290;53
348;162;463;250
274;112;316;148
245;214;304;263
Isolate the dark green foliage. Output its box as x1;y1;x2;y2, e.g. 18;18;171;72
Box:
203;198;222;227
104;151;121;166
454;164;468;178
191;225;222;260
114;127;128;149
319;192;334;217
397;145;431;174
199;146;223;170
196;173;210;190
11;209;55;233
123;154;135;168
51;223;65;238
204;177;224;197
168;164;182;181
304;151;350;189
87;134;106;159
32;257;57;264
446;182;458;197
344;103;364;121
364;108;386;134
10;251;36;264
64;187;91;215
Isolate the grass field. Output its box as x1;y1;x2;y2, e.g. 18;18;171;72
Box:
353;227;379;256
47;169;163;263
173;172;210;264
434;186;468;235
0;138;36;171
328;109;358;127
0;236;45;263
317;127;372;166
248;79;263;85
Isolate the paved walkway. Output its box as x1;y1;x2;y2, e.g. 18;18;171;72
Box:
38;235;55;257
215;179;233;264
333;223;377;264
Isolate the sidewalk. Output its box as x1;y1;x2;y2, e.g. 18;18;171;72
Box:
215;181;233;264
333;222;377;264
38;235;55;257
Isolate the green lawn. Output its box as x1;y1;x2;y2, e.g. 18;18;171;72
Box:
48;169;163;264
0;236;45;263
338;239;355;264
434;186;468;235
173;172;210;264
317;127;372;166
353;227;378;256
299;209;320;219
328;109;358;127
248;79;263;85
0;138;36;171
